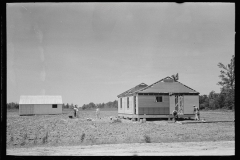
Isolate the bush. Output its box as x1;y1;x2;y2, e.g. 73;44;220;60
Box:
111;118;122;123
81;133;85;142
144;135;151;143
20;133;28;146
42;131;48;144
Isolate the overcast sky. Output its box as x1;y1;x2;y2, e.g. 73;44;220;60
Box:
7;3;235;106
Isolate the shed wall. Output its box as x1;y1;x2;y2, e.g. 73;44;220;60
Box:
19;104;34;115
34;104;62;114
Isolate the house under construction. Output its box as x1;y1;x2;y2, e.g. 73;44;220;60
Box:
117;76;199;120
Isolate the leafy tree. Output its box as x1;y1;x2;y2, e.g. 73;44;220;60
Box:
221;86;235;110
217;92;226;109
63;103;67;108
217;55;235;90
81;100;118;110
82;104;86;110
217;55;235;110
70;103;74;109
14;103;19;109
98;103;104;108
208;91;220;109
199;95;209;110
66;103;69;109
7;102;19;109
88;102;96;109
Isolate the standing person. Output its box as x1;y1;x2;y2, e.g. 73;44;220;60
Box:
74;106;78;118
193;105;199;121
172;109;178;122
96;107;100;119
196;107;200;121
75;105;79;118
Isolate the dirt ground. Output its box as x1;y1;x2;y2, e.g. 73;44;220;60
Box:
6;109;235;155
7;141;235;156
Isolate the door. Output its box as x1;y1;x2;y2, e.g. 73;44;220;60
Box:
173;94;184;115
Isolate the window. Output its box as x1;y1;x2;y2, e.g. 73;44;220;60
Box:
52;104;57;108
156;96;163;102
120;98;122;108
127;97;129;108
134;96;136;107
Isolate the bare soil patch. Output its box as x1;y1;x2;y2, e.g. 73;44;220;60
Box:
7;109;235;152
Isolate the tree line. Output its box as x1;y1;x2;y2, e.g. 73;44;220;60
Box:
7;102;19;109
81;100;118;110
62;101;118;110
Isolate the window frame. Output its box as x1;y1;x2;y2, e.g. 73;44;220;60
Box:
52;104;58;108
155;96;163;102
127;97;129;109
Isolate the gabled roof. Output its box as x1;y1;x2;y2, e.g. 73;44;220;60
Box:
19;95;63;104
136;77;199;94
117;83;148;98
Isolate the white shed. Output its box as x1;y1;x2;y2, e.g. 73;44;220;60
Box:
19;95;63;115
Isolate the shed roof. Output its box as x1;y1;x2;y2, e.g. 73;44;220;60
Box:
137;77;199;94
117;83;148;98
19;95;63;104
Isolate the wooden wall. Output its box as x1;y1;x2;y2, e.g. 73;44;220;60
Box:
125;96;134;114
138;95;170;107
119;94;199;116
20;104;62;115
118;98;124;113
118;96;134;114
34;104;62;114
137;95;170;115
169;95;175;114
19;104;34;115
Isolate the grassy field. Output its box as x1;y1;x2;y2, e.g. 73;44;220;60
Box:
6;109;235;149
